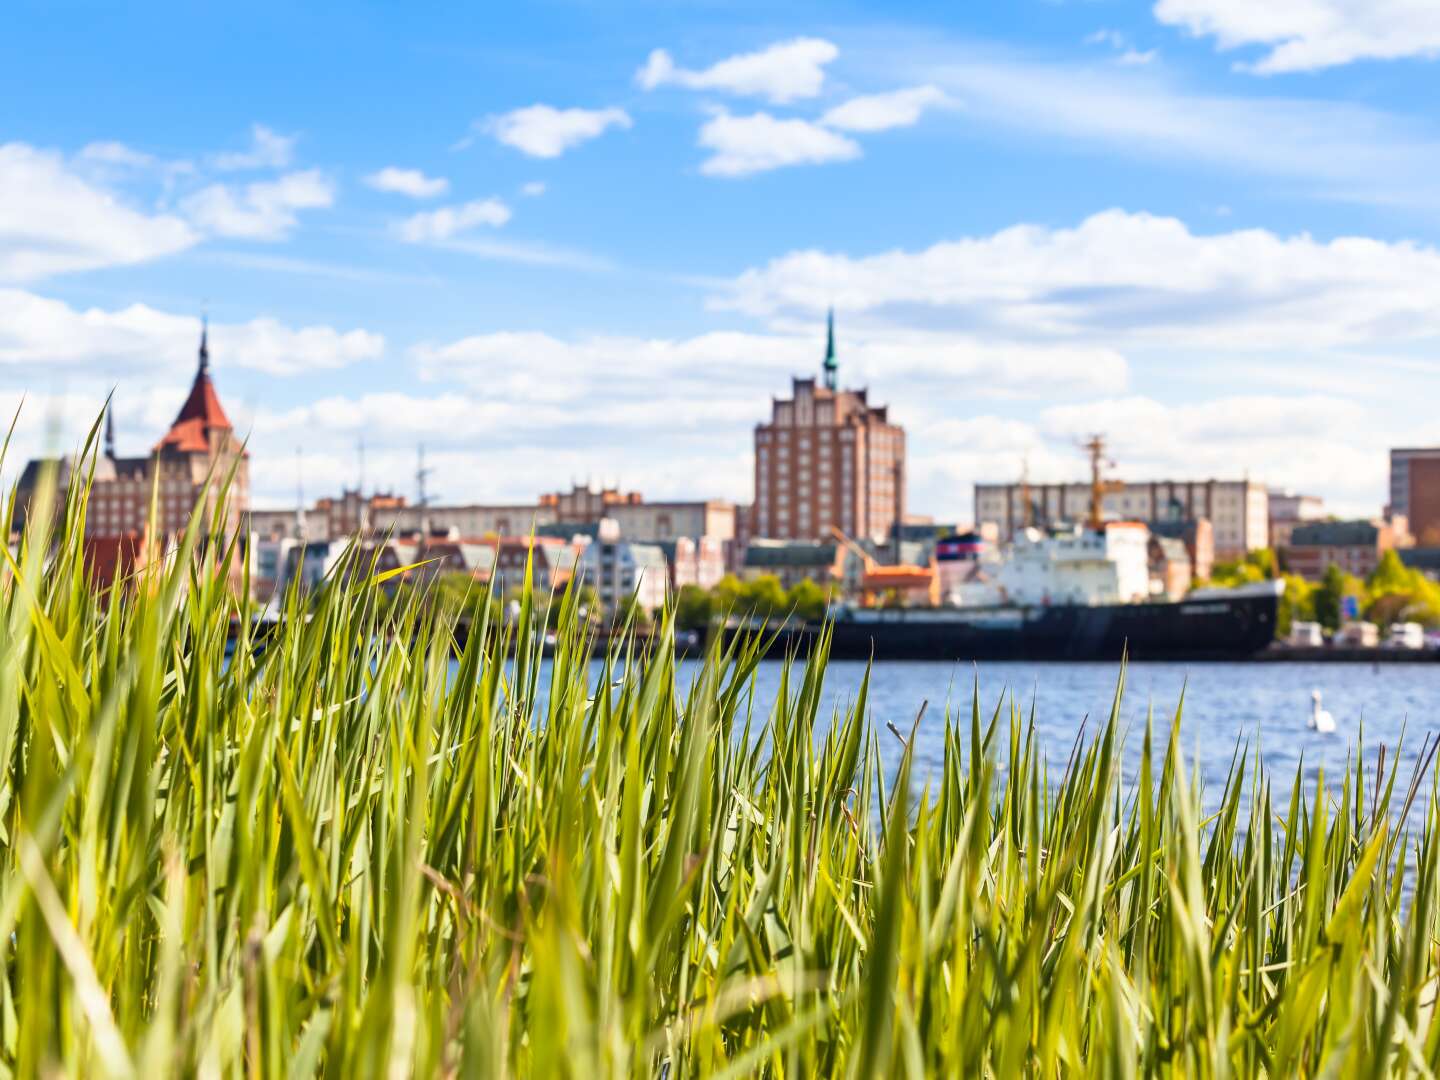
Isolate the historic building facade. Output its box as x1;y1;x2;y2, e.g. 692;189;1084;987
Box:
751;313;906;544
15;324;250;549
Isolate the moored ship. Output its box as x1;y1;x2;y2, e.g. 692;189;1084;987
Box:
735;436;1282;663
818;580;1280;662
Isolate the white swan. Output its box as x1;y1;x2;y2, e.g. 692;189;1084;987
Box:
1309;690;1335;733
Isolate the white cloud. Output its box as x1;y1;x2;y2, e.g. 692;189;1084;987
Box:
233;324;1119;508
1085;30;1128;48
363;166;448;199
0;288;384;377
486;105;631;158
211;123;297;170
0;143;197;281
1083;29;1158;65
698;110;861;177
719;209;1440;352
78;141;155;169
1154;0;1440;73
182;169;335;240
917;395;1388;520
520;181;547;197
820;86;950;132
921;50;1440;207
636;38;839;103
409;329;1123;406
395;197;512;243
1118;49;1158;66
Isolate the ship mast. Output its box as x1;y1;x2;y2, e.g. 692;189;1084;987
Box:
1020;455;1033;529
1080;434;1121;530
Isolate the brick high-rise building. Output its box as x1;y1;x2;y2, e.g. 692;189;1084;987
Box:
751;312;906;544
1390;448;1440;545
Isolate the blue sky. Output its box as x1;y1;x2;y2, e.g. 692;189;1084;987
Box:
5;0;1440;518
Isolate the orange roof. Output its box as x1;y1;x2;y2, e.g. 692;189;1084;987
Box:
155;329;233;453
862;566;936;589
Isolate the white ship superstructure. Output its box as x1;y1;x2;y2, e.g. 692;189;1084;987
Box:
992;522;1151;607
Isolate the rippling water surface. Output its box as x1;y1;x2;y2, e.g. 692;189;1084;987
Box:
679;658;1440;819
507;655;1440;820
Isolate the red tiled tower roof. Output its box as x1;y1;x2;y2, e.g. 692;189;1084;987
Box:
155;320;233;454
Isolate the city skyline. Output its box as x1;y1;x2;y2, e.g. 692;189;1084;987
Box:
6;2;1440;519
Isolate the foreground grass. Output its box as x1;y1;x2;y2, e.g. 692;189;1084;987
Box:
5;455;1440;1076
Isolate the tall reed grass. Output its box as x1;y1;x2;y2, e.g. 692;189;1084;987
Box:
4;426;1440;1076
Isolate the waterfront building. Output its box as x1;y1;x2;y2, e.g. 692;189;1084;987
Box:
974;478;1266;560
657;535;728;590
1148;536;1193;600
376;502;555;539
740;539;843;591
1150;518;1215;582
248;489;408;542
1285;519;1399;580
1389;448;1440;545
1268;490;1326;551
580;537;669;616
14;322;249;554
752;312;906;545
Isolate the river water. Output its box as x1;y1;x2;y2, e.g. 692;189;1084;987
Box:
678;658;1440;820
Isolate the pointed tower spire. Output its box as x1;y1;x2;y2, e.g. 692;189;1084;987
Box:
822;307;838;391
198;311;210;374
104;400;116;459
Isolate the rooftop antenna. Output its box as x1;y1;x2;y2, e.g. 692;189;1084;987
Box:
416;443;435;536
1020;454;1033;529
357;435;370;533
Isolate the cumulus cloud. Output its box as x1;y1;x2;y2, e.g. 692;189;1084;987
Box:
0;143;198;281
182;169;334;240
0;288;384;376
486;105;632;158
235;323;1120;508
211;123;297;170
698;110;861;177
364;166;448;198
718;209;1440;351
394;197;512;243
916;395;1389;520
820;86;951;132
1153;0;1440;73
636;38;839;103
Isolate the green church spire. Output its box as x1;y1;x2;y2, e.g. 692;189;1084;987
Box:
823;307;837;390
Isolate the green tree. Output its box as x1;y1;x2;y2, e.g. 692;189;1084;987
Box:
1312;563;1363;632
1364;549;1440;627
786;578;829;623
1277;573;1315;638
743;575;788;620
615;591;652;629
675;584;714;631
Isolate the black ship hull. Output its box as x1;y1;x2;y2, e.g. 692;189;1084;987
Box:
742;589;1279;663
